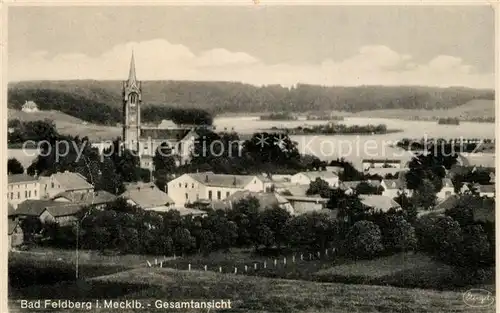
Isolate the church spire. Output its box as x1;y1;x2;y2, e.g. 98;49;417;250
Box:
127;50;137;85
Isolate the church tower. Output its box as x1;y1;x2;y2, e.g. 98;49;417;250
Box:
122;52;141;152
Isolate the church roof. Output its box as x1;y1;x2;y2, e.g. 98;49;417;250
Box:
128;51;137;86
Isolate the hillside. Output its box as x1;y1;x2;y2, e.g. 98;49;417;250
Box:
448;99;495;118
355;99;495;120
8;108;85;124
86;267;484;313
9;80;494;116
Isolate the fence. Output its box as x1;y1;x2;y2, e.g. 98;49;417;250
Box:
145;248;337;274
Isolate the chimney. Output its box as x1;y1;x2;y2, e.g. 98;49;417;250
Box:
205;175;209;183
233;176;237;186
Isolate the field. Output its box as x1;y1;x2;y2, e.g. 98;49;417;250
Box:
8;109;121;141
354;99;495;121
8;247;495;312
8;267;492;313
160;249;495;291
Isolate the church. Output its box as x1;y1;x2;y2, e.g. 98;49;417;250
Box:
119;53;210;171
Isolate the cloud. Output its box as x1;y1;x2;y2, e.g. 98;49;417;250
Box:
8;39;493;89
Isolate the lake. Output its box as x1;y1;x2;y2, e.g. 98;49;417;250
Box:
213;117;496;167
8;117;495;170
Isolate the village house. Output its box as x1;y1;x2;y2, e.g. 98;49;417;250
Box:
359;195;402;213
212;190;295;215
437;178;455;201
362;159;402;171
325;166;344;175
283;195;329;215
472;183;496;198
380;178;412;199
167;172;272;206
290;171;339;188
39;171;94;199
8;219;24;251
15;199;84;227
120;182;176;210
339;180;382;195
21;100;39;112
7;174;40;209
51;190;117;209
365;167;408;178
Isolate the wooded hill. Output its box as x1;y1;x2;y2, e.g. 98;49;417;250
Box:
8;80;494;125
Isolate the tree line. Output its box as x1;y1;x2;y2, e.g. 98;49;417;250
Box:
9;81;493;116
8;88;213;126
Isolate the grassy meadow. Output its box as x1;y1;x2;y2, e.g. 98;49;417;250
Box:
9;267;492;313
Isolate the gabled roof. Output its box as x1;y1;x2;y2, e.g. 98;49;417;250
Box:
296;171;338;180
8;219;20;235
8;174;38;184
140;128;191;141
282;184;309;197
188;172;257;189
381;178;407;190
225;191;290;211
366;168;408;177
473;183;495;194
51;190;117;205
442;178;454;188
144;206;207;216
16;199;83;217
283;195;329;203
362;159;402;164
8;203;16;216
50;171;94;191
339;180;381;190
121;183;175;209
359;195;401;212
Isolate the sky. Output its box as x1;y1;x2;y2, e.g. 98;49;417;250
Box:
7;6;495;88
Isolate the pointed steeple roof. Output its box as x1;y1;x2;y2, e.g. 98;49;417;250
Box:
127;51;137;86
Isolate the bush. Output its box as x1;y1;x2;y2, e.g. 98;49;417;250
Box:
382;216;417;252
345;220;384;260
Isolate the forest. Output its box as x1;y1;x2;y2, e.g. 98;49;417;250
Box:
8;81;494;124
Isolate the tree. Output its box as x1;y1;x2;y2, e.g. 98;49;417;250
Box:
382;215;417;252
344;220;384;260
393;192;418;224
172;227;196;255
306;178;331;197
355;182;383;195
153;142;176;174
8;158;24;174
411;179;437;210
258;207;292;248
255;224;274;249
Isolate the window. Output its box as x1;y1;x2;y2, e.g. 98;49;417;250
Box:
34;190;37;197
25;191;28;198
185;183;188;188
178;183;181;188
10;192;13;200
226;191;230;198
192;183;195;188
28;191;31;197
208;190;213;200
51;182;54;188
185;193;188;200
17;192;20;199
196;193;199;200
217;191;221;200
